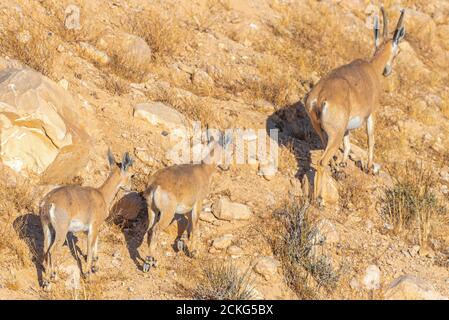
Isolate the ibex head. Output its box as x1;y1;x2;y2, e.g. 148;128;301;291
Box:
107;148;134;191
373;7;406;77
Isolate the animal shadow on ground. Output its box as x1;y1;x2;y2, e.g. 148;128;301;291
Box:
266;99;324;193
110;192;190;271
13;213;85;286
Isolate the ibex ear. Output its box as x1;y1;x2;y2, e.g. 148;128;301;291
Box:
121;152;133;172
107;148;116;167
373;15;380;49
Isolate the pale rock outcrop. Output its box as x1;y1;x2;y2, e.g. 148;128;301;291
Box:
133;102;191;139
0;65;91;182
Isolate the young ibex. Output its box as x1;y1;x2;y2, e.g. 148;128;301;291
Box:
39;150;133;288
305;7;405;205
141;131;232;272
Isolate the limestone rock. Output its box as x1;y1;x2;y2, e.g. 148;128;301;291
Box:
0;68;90;181
212;234;233;250
253;256;279;280
363;265;381;291
64;5;81;31
227;245;244;257
212;197;253;221
79;42;110;65
133;102;191;139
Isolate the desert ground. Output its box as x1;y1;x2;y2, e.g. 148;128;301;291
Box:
0;0;448;299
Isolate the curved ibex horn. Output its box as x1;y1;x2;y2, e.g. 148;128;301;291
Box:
394;9;405;36
380;6;388;39
373;15;380;48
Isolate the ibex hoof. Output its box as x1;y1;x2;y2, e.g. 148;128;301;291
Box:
91;265;99;274
142;263;151;273
42;280;51;291
176;239;185;253
143;256;156;273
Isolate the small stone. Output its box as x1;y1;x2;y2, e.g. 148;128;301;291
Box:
258;158;277;180
372;163;381;175
79;42;110;65
58;79;69;90
212;234;233;250
408;245;420;258
64;5;81;30
253;256;279;281
363;265;381;290
227;245;243;256
314;219;339;244
350;277;360;290
212;197;252;221
192;69;214;88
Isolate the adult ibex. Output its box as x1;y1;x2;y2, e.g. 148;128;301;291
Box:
141;131;232;272
39;150;133;289
305;7;405;205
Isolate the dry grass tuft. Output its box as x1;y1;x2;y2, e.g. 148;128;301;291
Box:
101;73;130;96
380;162;446;246
130;8;189;60
270;200;341;299
191;261;255;300
0;178;36;268
0;27;55;76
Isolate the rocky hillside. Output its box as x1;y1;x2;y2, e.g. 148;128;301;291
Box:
0;0;448;300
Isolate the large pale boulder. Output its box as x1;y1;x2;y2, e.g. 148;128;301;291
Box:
0;66;91;182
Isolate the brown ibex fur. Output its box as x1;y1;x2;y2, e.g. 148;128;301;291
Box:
140;132;232;272
305;7;406;205
39;150;133;288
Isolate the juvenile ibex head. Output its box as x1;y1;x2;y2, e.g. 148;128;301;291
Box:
107;148;134;191
373;7;406;76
